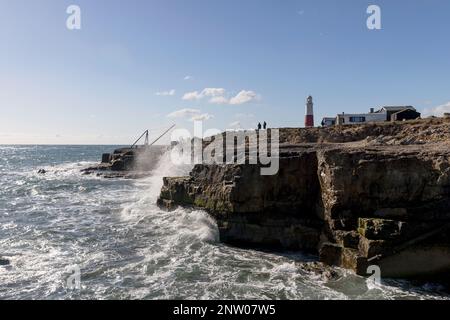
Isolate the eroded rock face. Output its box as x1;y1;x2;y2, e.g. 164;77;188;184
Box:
158;119;450;279
158;151;323;251
317;146;450;278
317;147;450;222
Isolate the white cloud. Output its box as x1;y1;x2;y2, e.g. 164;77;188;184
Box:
167;108;214;122
156;89;175;96
202;88;225;97
423;101;450;117
167;108;201;118
209;96;229;104
182;88;260;105
183;88;226;101
229;90;258;105
191;113;214;121
182;91;203;100
184;75;193;80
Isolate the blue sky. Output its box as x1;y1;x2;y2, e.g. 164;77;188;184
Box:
1;0;449;144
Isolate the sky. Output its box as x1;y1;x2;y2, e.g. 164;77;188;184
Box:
1;0;449;144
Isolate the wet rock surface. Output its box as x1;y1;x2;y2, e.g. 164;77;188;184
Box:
0;257;10;266
81;145;168;179
157;118;450;280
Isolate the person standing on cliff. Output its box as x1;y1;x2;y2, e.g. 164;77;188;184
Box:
257;122;262;130
263;121;267;129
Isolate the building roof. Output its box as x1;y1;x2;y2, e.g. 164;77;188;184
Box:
380;106;416;112
337;112;386;117
392;108;421;116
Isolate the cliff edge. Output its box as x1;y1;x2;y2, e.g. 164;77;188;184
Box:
157;118;450;280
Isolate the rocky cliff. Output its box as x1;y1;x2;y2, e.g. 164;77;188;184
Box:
158;118;450;280
81;145;167;178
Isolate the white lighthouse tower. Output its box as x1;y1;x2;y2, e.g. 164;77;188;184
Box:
305;95;314;127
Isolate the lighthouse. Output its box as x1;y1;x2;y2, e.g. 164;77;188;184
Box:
305;95;314;127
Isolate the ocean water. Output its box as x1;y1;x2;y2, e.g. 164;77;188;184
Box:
0;145;449;300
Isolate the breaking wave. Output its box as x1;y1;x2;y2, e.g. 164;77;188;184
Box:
0;145;449;300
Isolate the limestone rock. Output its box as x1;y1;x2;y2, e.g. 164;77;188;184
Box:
157;118;450;280
319;243;343;267
334;230;360;249
82;145;167;176
358;237;386;258
358;218;405;240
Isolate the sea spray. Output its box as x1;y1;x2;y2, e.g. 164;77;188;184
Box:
1;146;448;299
119;143;219;243
143;143;194;201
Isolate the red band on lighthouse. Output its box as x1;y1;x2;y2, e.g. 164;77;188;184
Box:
305;115;314;127
305;96;314;127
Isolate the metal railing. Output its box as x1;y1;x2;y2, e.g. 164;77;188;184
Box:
130;124;176;149
130;130;149;148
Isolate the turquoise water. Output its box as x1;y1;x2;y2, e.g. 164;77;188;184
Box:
0;145;449;300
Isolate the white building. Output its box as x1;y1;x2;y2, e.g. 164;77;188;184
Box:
321;117;336;127
336;109;386;125
321;106;420;127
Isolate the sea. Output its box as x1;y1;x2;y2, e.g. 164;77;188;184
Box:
0;145;449;300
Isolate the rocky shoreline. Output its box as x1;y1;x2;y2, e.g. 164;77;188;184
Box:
80;145;168;179
157;118;450;281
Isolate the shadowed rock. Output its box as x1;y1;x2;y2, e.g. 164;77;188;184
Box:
158;118;450;280
81;145;168;178
0;257;10;266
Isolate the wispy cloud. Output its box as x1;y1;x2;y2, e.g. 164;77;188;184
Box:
229;121;241;129
191;113;214;121
167;108;214;121
167;108;201;118
182;88;259;105
202;88;226;97
182;88;226;101
423;101;450;117
229;90;259;105
209;96;229;104
184;75;193;80
156;89;176;96
182;91;202;100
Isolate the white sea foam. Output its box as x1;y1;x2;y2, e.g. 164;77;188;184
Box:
1;146;449;300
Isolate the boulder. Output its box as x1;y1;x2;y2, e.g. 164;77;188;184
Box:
101;153;111;163
111;160;125;171
0;257;10;266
